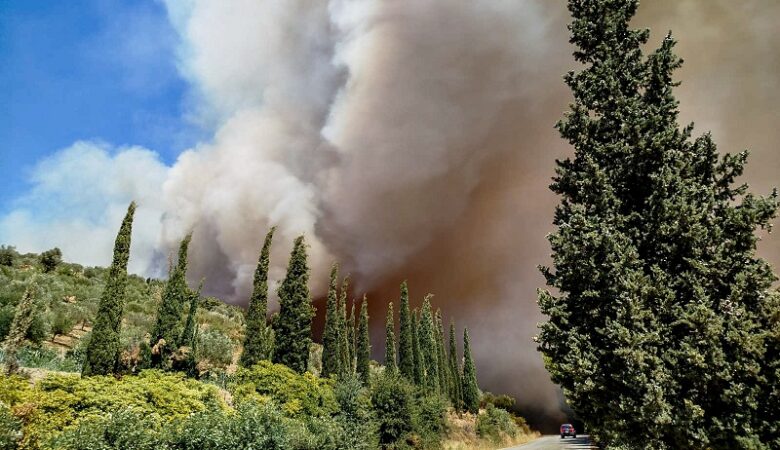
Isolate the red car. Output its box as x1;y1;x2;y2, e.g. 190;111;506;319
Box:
560;423;576;438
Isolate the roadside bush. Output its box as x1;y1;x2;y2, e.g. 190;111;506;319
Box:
476;404;519;444
371;372;416;446
230;361;338;418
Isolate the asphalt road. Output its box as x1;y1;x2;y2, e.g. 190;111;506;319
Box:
503;435;596;450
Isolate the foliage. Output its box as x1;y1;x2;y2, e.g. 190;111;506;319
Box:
230;360;338;418
50;306;76;339
272;236;314;373
337;276;351;377
480;392;515;411
475;404;518;444
356;296;371;384
2;279;39;374
321;263;341;378
397;281;414;381
151;234;192;369
448;321;462;410
196;329;234;369
333;374;379;450
419;295;439;393
0;402;21;450
384;302;397;374
240;227;275;368
461;327;479;414
537;0;780;448
411;310;424;386
0;246;16;267
370;372;416;446
39;248;62;273
434;310;449;397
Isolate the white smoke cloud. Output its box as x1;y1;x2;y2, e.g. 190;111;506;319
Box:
0;141;168;275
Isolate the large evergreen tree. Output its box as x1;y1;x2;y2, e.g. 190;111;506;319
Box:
397;281;414;380
179;280;203;349
537;0;780;447
411;308;424;386
273;235;314;373
150;234;192;369
82;202;135;376
240;227;276;367
337;276;351;375
347;300;356;374
2;279;38;375
435;310;449;398
321;262;341;378
461;327;479;414
448;320;463;410
419;295;439;393
356;295;371;383
384;302;397;373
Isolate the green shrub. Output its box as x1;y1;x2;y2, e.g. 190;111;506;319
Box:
0;247;16;267
475;404;518;444
333;374;378;450
48;408;161;450
370;372;416;446
0;402;21;450
197;329;234;368
480;391;516;410
39;248;62;273
230;361;337;418
413;393;448;446
50;307;76;339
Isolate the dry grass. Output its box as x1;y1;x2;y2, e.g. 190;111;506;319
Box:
442;409;539;450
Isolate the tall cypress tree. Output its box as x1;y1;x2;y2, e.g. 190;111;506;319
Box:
240;227;275;367
461;327;479;414
347;300;356;374
384;302;397;373
321;262;341;378
448;320;463;410
435;309;449;397
150;233;192;369
2;279;38;375
411;308;424;386
397;281;414;380
356;295;371;383
82;202;135;376
419;295;439;393
179;280;203;349
272;235;314;373
537;0;779;447
337;276;351;375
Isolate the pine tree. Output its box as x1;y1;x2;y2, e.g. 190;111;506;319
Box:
337;275;351;375
356;295;371;383
240;227;275;368
347;300;356;374
150;234;192;369
321;262;341;378
82;202;135;376
384;302;397;373
435;309;449;398
272;235;314;373
411;308;424;386
461;327;479;414
537;1;779;447
2;279;38;375
397;281;414;380
419;295;439;393
448;320;463;410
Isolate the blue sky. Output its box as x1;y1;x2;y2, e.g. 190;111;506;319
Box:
0;0;199;214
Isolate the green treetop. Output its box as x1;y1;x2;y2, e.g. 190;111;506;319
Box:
537;0;780;447
321;262;341;378
461;327;479;414
240;227;276;367
82;202;135;376
384;302;397;374
397;281;414;380
356;295;371;383
272;235;314;373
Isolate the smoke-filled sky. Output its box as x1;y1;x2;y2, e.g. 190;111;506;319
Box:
1;0;778;421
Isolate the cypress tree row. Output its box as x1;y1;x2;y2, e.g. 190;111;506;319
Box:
272;235;314;374
384;302;397;373
150;233;192;369
337;276;351;375
82;202;136;376
461;327;479;414
537;0;780;447
240;227;275;368
397;281;415;380
419;295;439;393
411;309;424;386
2;279;38;375
435;310;449;397
321;263;341;378
356;295;371;383
448;320;463;410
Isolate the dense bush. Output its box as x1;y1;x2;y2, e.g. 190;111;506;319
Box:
196;329;234;369
475;404;519;444
333;374;379;450
0;246;15;267
230;361;338;418
39;249;62;273
371;372;416;446
0;402;21;450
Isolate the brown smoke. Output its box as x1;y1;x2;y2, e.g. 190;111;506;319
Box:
155;0;780;425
